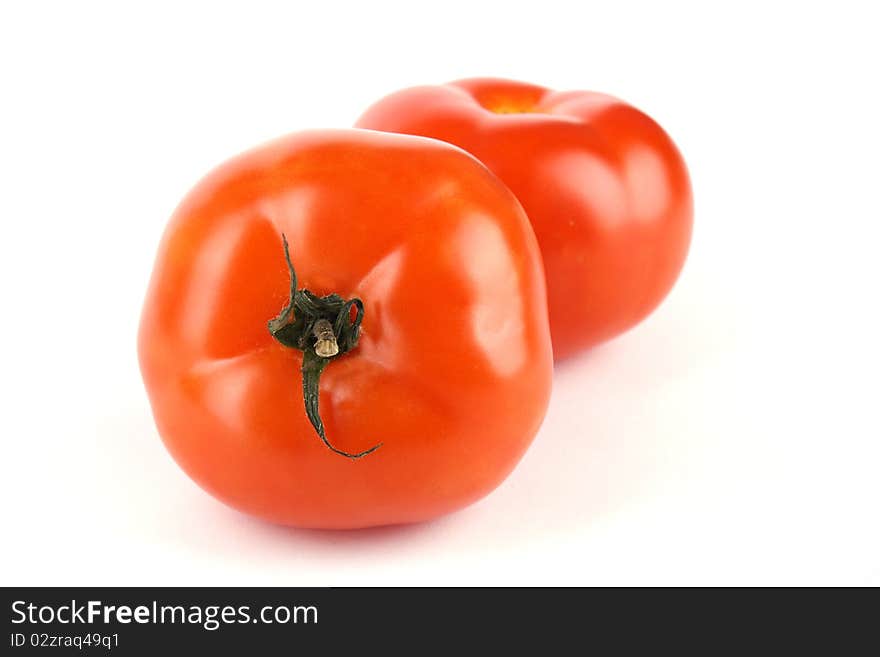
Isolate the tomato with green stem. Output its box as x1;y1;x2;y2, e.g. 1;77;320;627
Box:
357;78;693;359
138;129;553;529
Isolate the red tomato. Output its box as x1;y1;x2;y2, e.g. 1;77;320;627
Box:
138;130;552;529
357;78;693;359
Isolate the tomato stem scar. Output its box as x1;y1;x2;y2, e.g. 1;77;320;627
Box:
268;234;382;459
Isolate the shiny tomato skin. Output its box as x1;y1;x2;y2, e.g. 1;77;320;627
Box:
356;78;693;359
138;129;552;529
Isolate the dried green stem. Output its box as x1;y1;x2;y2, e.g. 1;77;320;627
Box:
268;235;382;459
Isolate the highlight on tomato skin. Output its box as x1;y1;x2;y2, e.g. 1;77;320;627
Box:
356;78;694;360
138;129;554;530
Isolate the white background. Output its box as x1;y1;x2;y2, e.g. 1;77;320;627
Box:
2;1;878;586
